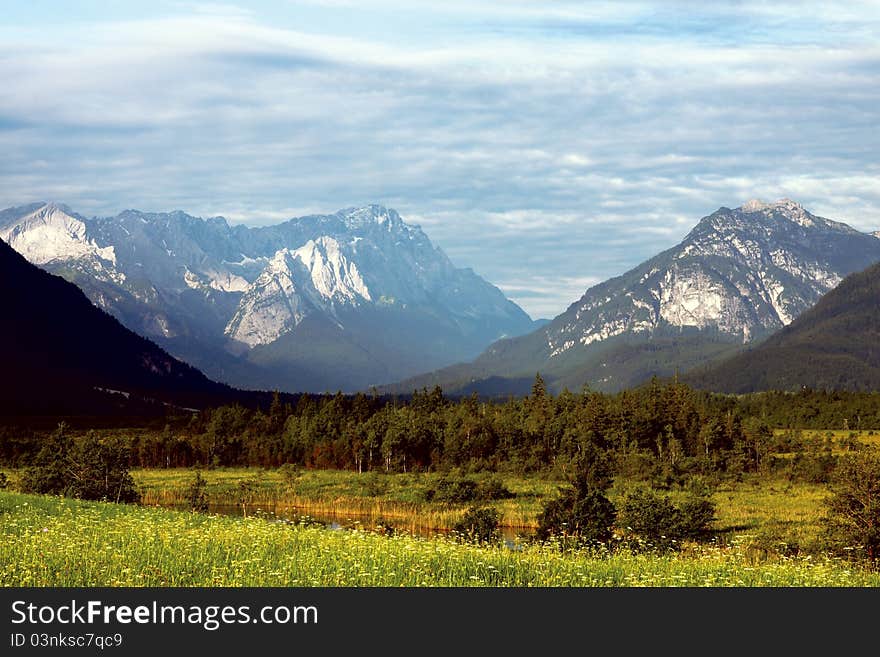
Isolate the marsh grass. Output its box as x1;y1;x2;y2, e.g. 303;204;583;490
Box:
1;491;876;587
134;468;830;541
134;468;553;530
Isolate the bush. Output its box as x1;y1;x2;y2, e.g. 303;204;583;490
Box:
424;475;478;503
822;451;880;565
744;524;803;560
452;507;500;544
278;463;302;491
361;472;389;497
535;486;616;547
618;487;715;552
535;446;617;548
475;476;515;501
185;470;209;512
0;472;7;490
788;452;838;483
19;423;71;496
20;426;140;503
68;433;140;504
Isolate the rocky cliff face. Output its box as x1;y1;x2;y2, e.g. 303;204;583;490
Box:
225;238;373;347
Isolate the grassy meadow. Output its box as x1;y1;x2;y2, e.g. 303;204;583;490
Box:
3;426;878;587
2;490;877;587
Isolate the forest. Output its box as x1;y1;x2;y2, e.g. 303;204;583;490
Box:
3;377;879;480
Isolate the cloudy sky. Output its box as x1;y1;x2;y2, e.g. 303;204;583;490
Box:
2;1;878;318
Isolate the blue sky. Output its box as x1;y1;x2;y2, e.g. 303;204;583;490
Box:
1;1;879;318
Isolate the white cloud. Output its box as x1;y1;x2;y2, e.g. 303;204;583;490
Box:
0;3;878;318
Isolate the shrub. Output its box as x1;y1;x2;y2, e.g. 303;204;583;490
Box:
0;472;7;490
424;475;478;503
67;433;140;504
618;487;715;552
425;475;515;504
361;472;389;497
535;446;617;548
744;524;802;560
822;451;880;565
20;426;140;503
452;507;500;544
185;470;209;512
19;423;71;496
475;476;515;501
278;463;302;491
535;486;616;547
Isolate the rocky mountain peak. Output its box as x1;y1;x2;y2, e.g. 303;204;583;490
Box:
338;205;401;228
0;200;537;392
0;202;118;269
542;198;880;366
739;197;801;213
737;197;813;226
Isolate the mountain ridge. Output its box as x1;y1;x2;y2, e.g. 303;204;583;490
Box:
386;199;880;396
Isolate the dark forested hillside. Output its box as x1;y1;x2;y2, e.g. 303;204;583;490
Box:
686;261;880;393
0;238;244;415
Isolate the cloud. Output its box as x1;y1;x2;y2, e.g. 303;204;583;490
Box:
0;3;878;318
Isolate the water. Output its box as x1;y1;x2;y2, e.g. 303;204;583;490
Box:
178;503;534;549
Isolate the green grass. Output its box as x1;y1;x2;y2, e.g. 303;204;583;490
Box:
773;428;880;451
1;491;876;587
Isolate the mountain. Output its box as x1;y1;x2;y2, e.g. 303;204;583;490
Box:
389;199;880;395
686;260;880;392
0;236;241;416
0;203;535;393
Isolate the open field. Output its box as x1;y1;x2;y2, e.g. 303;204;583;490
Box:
1;491;876;587
773;428;880;451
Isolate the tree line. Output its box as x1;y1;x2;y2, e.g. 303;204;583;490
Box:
4;377;877;483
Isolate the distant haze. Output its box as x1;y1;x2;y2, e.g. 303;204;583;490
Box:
1;2;878;318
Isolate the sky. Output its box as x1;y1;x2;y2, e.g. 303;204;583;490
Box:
1;1;879;319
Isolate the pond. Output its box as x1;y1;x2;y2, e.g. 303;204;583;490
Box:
158;502;534;549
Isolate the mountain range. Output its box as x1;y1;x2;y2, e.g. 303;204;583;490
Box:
0;203;536;393
390;199;880;395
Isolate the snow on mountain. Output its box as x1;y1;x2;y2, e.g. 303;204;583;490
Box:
392;198;880;396
0;201;534;392
225;238;373;347
0;203;125;285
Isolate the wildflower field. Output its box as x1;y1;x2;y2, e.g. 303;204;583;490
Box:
1;491;877;587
